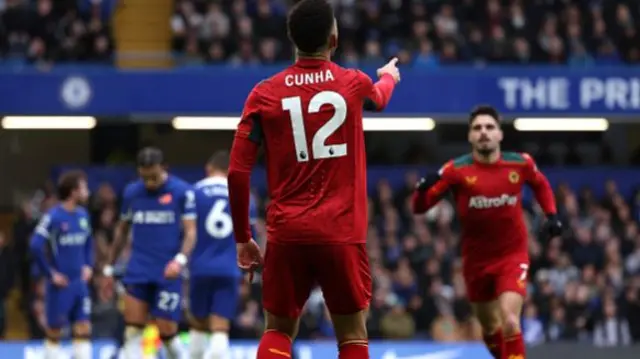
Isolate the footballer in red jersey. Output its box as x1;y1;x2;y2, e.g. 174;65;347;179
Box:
412;106;562;359
226;0;400;358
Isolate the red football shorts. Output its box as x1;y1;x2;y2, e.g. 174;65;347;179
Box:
262;242;372;318
463;257;529;303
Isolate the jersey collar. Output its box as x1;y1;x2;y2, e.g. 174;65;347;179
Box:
195;176;228;188
295;57;329;68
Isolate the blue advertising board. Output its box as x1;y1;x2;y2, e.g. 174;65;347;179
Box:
0;66;638;117
0;340;491;359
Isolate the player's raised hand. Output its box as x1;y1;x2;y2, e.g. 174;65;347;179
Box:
377;57;401;83
237;239;262;281
51;271;68;287
543;214;563;238
164;259;183;279
415;173;441;193
81;266;93;282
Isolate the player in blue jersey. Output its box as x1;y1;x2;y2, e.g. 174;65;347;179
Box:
30;170;93;359
188;151;258;359
101;147;197;359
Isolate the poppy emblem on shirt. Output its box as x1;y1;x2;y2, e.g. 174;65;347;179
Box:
159;194;173;205
508;171;520;184
60;222;68;231
465;176;477;185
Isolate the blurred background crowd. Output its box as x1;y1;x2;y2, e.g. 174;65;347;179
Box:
0;0;115;68
1;0;639;67
170;0;640;67
1;170;638;347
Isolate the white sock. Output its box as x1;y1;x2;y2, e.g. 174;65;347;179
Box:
189;329;208;359
73;339;92;359
123;326;143;359
44;340;62;359
208;332;230;359
163;335;185;359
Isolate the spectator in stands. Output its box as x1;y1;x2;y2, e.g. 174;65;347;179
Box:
0;0;114;66
169;0;640;67
593;298;632;347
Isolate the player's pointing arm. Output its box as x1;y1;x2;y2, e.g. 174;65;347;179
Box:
362;57;400;112
522;153;562;237
228;87;263;273
412;161;456;214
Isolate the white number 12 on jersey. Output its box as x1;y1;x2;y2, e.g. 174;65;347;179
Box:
282;91;348;162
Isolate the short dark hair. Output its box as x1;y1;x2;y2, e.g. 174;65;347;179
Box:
57;170;86;200
137;147;164;168
207;151;230;172
287;0;335;53
469;105;501;125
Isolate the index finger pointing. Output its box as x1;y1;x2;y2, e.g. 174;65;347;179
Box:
388;57;399;66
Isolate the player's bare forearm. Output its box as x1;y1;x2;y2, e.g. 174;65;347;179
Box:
179;219;196;257
528;172;557;215
106;220;129;266
228;136;259;244
363;74;396;112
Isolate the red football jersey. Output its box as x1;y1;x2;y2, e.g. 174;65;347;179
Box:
233;58;395;244
413;152;556;268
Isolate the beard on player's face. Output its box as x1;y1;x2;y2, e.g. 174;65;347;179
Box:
474;143;498;157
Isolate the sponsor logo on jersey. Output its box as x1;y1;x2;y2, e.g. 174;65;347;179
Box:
59;233;88;246
159;193;173;205
132;210;176;224
468;194;518;209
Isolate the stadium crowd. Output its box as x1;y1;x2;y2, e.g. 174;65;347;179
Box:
0;0;114;66
171;0;640;66
3;169;639;346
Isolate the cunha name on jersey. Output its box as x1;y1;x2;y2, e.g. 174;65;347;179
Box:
132;210;176;224
285;69;335;87
468;194;518;209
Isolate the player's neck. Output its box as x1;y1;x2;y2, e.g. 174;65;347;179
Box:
473;150;501;164
296;51;330;62
61;200;77;211
207;170;227;179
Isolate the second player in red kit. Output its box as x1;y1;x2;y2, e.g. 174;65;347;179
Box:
412;106;562;359
227;0;400;358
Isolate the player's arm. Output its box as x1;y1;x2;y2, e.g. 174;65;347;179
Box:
362;73;396;112
412;162;456;214
103;189;132;276
358;68;396;113
228;88;262;244
522;153;563;236
249;195;259;240
29;213;55;278
176;188;197;266
522;153;557;215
